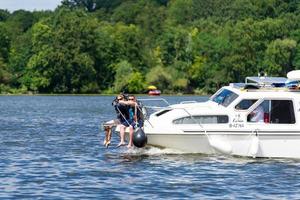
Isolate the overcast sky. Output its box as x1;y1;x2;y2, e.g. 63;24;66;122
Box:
0;0;62;12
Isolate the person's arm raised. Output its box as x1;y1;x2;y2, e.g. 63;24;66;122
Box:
118;100;137;107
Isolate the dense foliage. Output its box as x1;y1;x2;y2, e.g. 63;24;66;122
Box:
0;0;300;94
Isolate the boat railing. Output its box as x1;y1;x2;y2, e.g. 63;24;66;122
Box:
137;98;171;127
138;98;170;106
171;107;203;129
138;98;171;116
135;105;154;128
180;100;198;104
137;98;204;129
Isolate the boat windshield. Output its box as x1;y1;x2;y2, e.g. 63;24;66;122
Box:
211;89;238;107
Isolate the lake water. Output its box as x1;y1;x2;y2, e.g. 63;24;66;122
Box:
1;95;300;199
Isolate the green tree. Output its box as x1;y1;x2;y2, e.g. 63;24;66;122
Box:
167;0;194;25
112;0;166;36
264;38;297;75
127;72;145;94
62;0;123;12
0;0;299;94
8;31;33;88
0;57;11;84
219;18;293;83
0;9;10;21
109;23;146;71
146;65;172;92
158;26;192;66
0;23;10;61
0;23;11;86
113;60;145;93
5;10;36;39
23;9;98;93
189;23;231;92
113;60;132;92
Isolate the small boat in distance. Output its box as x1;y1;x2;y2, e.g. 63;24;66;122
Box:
147;85;161;96
148;89;161;96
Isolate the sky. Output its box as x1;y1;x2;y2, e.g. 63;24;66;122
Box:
0;0;62;12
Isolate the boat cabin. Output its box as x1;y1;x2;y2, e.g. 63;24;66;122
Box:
142;71;300;158
149;75;300;130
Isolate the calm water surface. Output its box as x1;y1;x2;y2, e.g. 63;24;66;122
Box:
0;95;300;199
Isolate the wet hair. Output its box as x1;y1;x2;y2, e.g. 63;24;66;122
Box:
112;94;125;106
117;94;124;100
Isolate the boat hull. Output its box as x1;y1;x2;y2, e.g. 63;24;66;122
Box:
114;124;300;158
146;131;300;158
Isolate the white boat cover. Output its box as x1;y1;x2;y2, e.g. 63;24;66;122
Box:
245;77;287;85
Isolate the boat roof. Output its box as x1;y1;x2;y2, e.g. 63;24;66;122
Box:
225;75;300;95
245;76;287;85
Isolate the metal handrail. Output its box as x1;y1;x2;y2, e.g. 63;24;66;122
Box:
137;98;205;129
180;100;197;104
138;98;171;106
138;98;233;153
135;102;154;128
171;107;203;129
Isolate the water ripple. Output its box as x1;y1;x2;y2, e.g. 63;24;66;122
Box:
1;96;300;199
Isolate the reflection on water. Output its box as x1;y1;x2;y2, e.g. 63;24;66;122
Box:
0;95;300;199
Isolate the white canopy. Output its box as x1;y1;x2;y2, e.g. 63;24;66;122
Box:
245;77;287;85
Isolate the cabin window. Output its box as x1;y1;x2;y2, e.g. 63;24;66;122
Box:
247;100;295;124
235;99;258;110
173;115;229;124
211;89;238;107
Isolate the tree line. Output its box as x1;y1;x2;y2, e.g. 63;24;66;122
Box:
0;0;299;94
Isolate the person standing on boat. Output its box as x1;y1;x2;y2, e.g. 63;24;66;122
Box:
103;94;126;148
249;105;264;122
128;95;144;129
116;95;138;148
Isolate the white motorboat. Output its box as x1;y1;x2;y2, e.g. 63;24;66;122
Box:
115;71;300;158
